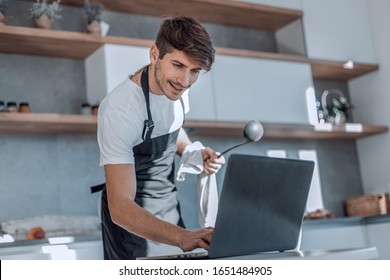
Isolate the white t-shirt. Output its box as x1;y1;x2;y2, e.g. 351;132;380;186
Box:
98;77;189;166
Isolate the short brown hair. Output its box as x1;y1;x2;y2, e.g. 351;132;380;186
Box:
155;16;215;71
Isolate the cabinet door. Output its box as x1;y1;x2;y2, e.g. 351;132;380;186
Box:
302;0;376;63
85;44;150;104
104;44;150;92
301;225;368;251
366;222;390;260
213;55;313;124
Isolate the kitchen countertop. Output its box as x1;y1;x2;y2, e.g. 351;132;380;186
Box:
2;215;390;244
0;233;104;260
0;233;102;249
221;247;379;260
1;215;389;249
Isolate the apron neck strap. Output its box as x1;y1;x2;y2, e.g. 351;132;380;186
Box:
141;65;155;141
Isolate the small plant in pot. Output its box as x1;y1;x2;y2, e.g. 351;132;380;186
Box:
29;0;62;29
0;0;9;25
83;0;103;35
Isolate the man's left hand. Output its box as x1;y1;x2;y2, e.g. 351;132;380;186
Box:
201;147;225;175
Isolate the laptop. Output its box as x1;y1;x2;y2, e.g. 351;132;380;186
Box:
138;154;314;260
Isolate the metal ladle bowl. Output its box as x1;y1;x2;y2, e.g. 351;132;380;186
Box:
218;120;264;157
243;119;264;142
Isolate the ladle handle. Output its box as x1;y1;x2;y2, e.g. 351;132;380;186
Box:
217;141;248;158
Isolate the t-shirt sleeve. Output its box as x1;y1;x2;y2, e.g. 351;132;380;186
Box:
98;110;140;166
182;89;190;114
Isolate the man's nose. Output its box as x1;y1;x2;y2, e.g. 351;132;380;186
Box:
177;71;191;88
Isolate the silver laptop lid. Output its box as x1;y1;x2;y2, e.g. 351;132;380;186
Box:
208;154;314;258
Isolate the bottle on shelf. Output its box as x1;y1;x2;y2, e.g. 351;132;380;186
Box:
18;102;31;113
80;102;91;115
0;101;6;112
6;101;18;113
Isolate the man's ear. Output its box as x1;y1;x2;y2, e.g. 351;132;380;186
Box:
150;44;159;64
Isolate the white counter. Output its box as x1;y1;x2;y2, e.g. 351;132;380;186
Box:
221;247;379;260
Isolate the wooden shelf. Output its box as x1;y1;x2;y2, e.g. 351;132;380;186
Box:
0;25;379;81
0;25;153;59
61;0;303;31
184;120;388;140
0;113;387;139
310;59;379;81
0;113;97;134
0;25;102;59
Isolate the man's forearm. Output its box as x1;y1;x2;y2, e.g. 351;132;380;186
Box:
108;196;186;247
176;127;192;156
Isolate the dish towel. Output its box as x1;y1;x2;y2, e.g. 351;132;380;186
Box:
176;141;218;227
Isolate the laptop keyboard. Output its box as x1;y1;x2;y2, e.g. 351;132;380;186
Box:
137;251;209;260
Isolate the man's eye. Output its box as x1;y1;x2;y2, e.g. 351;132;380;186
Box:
173;64;182;68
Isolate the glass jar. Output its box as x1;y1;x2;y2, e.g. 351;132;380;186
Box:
6;101;18;113
80;103;91;115
19;102;31;113
0;101;6;112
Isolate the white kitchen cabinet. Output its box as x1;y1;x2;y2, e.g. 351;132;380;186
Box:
0;239;103;260
186;71;217;120
213;55;313;124
85;44;150;104
365;221;390;259
301;223;369;251
301;0;376;63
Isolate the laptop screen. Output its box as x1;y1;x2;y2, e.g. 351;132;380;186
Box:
208;154;314;258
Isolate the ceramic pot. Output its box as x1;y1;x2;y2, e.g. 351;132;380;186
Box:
35;14;52;29
86;20;101;35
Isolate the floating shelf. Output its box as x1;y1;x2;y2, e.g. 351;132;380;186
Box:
184;120;388;140
0;25;153;59
0;26;379;81
0;25;102;59
0;113;387;139
310;59;379;81
61;0;303;31
0;113;97;134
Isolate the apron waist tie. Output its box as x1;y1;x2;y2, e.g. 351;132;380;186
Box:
90;183;105;193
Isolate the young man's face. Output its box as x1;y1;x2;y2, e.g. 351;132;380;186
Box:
150;45;203;101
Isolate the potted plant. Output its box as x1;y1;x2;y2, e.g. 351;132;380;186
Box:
0;0;8;25
83;0;103;35
29;0;62;29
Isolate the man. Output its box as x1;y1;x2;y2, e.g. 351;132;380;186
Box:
97;16;225;259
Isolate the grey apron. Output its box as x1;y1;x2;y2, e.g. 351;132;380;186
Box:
98;66;185;259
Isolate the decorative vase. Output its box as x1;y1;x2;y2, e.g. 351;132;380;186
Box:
35;14;52;29
86;20;101;35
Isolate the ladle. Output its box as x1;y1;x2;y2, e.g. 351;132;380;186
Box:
218;120;264;158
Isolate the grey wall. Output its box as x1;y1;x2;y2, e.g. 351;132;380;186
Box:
0;1;363;227
349;0;390;195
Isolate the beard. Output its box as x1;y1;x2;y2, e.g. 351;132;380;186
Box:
153;59;188;101
154;59;166;95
